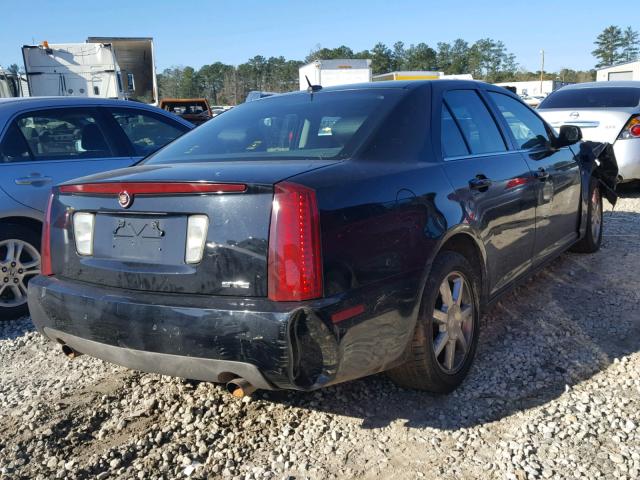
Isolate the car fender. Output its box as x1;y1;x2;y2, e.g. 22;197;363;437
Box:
0;186;43;223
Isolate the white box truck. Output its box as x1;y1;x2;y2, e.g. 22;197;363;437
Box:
299;59;371;90
22;37;157;103
87;37;157;104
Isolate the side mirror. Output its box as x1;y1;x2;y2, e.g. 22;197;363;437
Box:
555;125;582;148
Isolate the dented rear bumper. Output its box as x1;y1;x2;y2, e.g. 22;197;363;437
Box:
28;274;419;391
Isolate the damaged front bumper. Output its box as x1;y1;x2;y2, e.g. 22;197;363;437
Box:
28;274;417;391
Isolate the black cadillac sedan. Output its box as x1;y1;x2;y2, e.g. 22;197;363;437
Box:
29;80;604;396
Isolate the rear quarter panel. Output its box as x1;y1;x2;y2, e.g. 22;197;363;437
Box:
291;159;464;380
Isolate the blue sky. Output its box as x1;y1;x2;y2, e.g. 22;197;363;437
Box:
1;1;638;73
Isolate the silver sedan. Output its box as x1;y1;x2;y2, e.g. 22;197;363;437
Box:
538;81;640;182
0;97;192;320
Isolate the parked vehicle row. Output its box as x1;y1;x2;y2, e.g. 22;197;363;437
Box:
0;97;193;318
26;80;611;396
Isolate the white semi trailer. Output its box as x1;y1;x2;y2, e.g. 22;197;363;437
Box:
22;37;157;103
299;59;372;90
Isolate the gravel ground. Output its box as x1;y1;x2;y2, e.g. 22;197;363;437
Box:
1;191;639;480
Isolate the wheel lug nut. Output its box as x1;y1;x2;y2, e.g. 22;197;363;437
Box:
13;278;19;283
1;267;6;272
10;262;16;267
2;278;7;283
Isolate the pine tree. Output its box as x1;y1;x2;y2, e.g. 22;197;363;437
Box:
621;26;640;63
592;25;625;67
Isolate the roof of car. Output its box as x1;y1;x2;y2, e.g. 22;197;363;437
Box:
0;97;174;117
316;79;487;92
559;81;640;90
246;80;496;103
0;96;150;107
0;96;193;127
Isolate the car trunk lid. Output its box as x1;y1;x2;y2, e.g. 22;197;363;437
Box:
50;160;338;296
539;108;636;143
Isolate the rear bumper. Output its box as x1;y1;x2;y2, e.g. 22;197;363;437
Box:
28;274;419;390
42;327;275;390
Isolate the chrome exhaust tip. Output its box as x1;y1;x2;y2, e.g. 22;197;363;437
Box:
61;344;82;359
226;378;256;398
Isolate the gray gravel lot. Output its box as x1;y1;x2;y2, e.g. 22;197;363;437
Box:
1;191;639;480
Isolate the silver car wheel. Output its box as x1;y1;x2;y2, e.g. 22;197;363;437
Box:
431;271;474;374
0;239;41;308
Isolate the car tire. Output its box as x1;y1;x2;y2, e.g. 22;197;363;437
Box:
0;224;41;321
387;251;480;393
570;179;603;254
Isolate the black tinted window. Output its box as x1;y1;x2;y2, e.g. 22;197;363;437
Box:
0;123;31;163
441;105;469;157
444;90;506;154
362;88;428;162
145;90;403;164
489;92;550;150
539;87;640;109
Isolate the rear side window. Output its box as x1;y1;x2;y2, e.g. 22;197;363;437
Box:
539;87;640;109
109;108;188;157
362;87;429;162
0;123;31;163
488;92;551;150
13;108;113;161
441;105;469;157
444;90;506;155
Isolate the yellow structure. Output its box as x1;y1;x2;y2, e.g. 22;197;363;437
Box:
373;71;442;81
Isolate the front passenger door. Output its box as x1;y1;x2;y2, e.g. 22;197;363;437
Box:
440;89;538;296
486;92;582;266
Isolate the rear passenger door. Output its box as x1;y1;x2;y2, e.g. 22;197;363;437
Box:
486;91;582;266
0;107;132;213
439;89;538;296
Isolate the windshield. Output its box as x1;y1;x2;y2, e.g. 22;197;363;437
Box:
144;89;403;164
539;87;640;109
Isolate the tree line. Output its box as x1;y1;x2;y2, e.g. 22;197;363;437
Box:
5;26;637;104
158;36;601;105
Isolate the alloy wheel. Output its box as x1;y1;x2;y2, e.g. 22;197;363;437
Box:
0;239;41;309
431;271;474;374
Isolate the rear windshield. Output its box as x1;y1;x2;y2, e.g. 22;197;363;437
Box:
144;90;403;164
539;87;640;109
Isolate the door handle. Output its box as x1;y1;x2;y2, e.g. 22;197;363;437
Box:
469;176;492;191
534;169;550;181
14;175;53;186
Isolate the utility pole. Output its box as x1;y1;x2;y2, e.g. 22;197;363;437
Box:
540;49;545;95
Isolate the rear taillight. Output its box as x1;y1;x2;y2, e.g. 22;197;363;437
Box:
268;182;323;301
619;115;640;139
41;193;54;276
